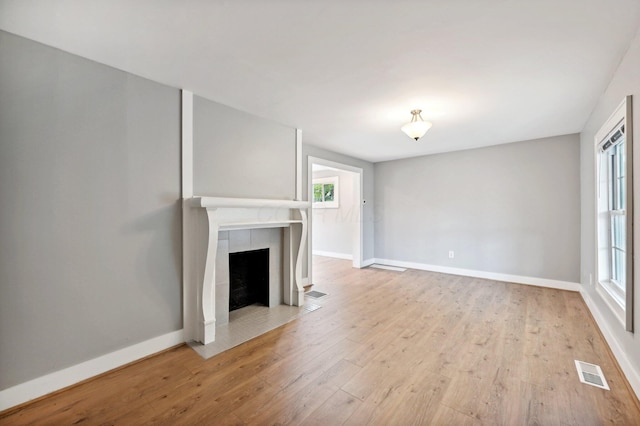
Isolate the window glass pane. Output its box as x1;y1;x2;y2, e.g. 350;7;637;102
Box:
612;248;620;282
313;184;323;202
612;248;625;288
618;177;627;210
616;141;625;210
618;141;625;178
612;214;626;250
615;214;627;250
323;184;335;201
607;141;624;210
609;154;616;209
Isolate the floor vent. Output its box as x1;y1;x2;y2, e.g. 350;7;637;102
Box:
306;290;327;299
575;360;610;390
370;264;407;272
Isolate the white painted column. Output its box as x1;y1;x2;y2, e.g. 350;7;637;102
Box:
181;90;195;342
296;129;303;201
181;90;194;198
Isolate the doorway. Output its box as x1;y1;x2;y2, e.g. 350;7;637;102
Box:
307;156;363;286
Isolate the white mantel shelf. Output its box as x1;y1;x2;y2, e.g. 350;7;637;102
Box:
216;220;303;231
191;196;310;209
184;196;310;345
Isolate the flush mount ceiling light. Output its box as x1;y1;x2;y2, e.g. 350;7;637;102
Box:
401;109;432;141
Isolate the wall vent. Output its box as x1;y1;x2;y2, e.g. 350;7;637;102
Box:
575;360;610;390
370;264;406;272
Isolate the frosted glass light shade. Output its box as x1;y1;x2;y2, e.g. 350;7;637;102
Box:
401;117;432;141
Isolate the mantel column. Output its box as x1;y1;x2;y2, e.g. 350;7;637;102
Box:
200;208;219;344
294;208;308;305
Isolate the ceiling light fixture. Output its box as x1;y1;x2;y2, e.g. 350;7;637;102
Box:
401;109;432;141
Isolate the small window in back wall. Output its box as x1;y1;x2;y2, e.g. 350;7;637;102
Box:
313;176;339;208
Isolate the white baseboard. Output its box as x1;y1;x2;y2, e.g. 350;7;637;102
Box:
0;329;184;412
362;258;375;268
313;250;353;260
373;258;581;292
580;289;640;400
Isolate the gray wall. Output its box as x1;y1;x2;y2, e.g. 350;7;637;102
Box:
193;96;296;199
312;169;358;257
375;134;581;282
580;28;640;374
302;144;375;262
0;31;182;390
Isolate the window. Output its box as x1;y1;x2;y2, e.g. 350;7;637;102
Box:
595;96;633;332
312;176;339;208
604;128;626;299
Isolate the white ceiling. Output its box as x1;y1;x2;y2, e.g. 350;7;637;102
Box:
1;1;639;162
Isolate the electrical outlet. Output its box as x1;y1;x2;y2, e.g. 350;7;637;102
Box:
448;250;454;259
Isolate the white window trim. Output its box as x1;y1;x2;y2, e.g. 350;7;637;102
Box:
594;95;634;332
596;282;626;327
312;176;339;209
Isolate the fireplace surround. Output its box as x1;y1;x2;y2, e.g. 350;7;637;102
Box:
184;197;310;344
214;228;282;327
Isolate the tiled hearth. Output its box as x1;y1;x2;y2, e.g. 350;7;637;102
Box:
188;301;322;359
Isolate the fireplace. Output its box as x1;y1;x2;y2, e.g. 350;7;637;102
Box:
229;248;269;311
185;196;310;344
214;228;282;327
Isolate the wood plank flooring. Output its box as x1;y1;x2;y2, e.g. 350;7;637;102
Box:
2;256;639;425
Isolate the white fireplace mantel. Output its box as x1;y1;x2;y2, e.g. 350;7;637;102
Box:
184;196;310;344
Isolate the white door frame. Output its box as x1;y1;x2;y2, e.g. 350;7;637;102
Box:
307;156;364;286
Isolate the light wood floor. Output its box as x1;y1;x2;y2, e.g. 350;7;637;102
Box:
2;256;639;425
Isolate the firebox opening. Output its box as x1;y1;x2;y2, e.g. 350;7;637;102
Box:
229;248;269;312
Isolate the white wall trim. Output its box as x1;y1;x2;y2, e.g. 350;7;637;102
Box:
181;89;195;342
362;258;375;267
313;250;353;260
0;329;184;412
580;289;640;400
295;129;302;201
373;258;581;292
181;90;194;198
